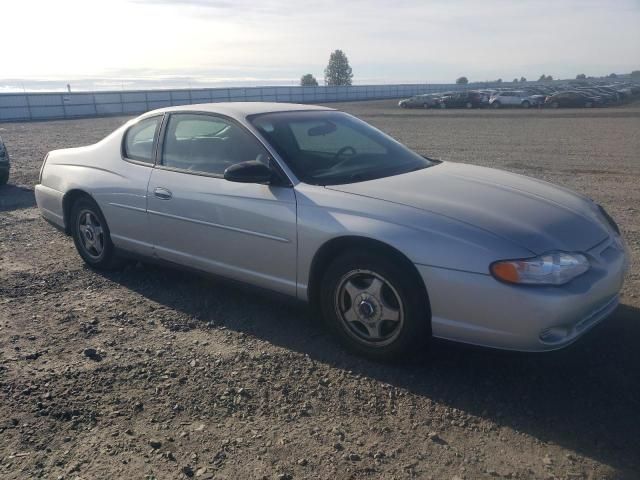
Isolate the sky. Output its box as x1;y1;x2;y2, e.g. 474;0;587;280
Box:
1;0;639;91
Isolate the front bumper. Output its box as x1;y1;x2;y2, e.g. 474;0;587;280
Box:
418;235;629;352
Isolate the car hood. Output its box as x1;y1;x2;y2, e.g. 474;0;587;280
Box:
325;162;609;254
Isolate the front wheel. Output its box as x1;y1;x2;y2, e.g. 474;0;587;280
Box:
70;197;122;269
320;250;430;361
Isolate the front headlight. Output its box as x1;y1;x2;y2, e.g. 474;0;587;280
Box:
491;252;590;286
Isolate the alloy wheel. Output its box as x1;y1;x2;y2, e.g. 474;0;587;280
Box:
334;269;404;347
77;210;105;260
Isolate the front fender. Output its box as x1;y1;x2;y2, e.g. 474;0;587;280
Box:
295;184;533;300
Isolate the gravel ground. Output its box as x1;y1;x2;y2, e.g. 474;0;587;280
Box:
0;100;639;479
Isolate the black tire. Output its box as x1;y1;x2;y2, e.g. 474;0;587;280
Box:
521;101;530;109
0;171;8;186
320;249;430;361
70;197;122;270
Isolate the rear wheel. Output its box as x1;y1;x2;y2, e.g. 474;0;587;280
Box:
320;250;430;361
70;197;122;270
521;101;530;109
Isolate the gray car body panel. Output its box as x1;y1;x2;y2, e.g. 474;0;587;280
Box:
325;162;609;255
35;102;629;352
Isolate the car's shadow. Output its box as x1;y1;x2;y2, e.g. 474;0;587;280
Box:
0;184;36;212
100;262;640;476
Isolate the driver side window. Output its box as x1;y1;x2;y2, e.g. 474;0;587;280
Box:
161;113;268;176
289;121;386;155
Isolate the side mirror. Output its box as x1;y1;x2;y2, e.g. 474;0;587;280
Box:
224;160;273;184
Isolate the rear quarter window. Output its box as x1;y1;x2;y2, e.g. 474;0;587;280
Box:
123;116;162;163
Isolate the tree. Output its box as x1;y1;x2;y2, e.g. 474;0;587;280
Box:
631;70;640;79
546;75;553;81
300;74;319;87
608;73;617;78
495;78;502;83
456;76;469;85
513;78;519;83
324;50;353;86
538;74;547;81
576;73;586;79
520;76;527;82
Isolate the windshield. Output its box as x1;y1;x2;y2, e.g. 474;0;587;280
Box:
249;111;435;185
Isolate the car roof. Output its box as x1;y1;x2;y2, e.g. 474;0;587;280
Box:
143;102;334;121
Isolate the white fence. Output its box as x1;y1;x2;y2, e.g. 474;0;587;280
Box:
0;83;478;122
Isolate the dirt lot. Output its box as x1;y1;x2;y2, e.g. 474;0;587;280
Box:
1;100;639;479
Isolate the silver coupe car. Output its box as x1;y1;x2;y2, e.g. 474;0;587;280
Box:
35;103;629;360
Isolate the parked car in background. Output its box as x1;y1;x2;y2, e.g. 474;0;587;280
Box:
522;86;548;96
0;136;10;185
575;87;617;104
613;85;636;99
398;94;441;109
475;90;496;106
439;91;483;108
591;86;622;102
489;91;543;108
35;102;629;359
544;91;602;108
394;82;639;114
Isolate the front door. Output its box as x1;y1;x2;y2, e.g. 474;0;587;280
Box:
146;113;298;296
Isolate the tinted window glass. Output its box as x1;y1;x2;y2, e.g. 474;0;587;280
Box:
250;111;434;186
162;114;268;175
124;116;161;163
289;121;386;156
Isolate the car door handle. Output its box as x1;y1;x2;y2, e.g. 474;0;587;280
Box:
154;187;172;200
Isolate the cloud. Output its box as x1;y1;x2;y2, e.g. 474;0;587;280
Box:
2;0;639;84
